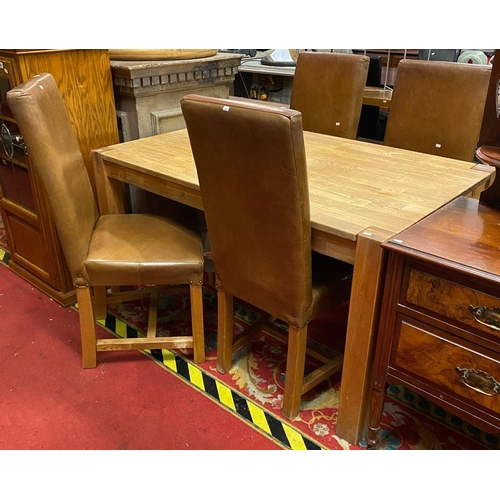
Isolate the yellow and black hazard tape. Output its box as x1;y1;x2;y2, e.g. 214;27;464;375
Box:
0;251;317;447
98;312;324;450
0;247;11;265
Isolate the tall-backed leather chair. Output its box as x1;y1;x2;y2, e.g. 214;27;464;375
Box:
181;94;353;421
384;59;491;161
289;52;370;139
7;73;206;368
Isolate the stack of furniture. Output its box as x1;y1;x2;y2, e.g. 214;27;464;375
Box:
352;49;420;86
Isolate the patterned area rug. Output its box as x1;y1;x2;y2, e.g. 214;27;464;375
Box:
103;272;500;451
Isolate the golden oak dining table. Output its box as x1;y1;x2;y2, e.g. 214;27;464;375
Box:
92;128;493;446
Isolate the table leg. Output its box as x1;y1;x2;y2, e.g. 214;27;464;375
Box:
335;227;392;446
92;148;127;215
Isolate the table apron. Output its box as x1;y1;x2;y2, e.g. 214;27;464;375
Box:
105;162;204;212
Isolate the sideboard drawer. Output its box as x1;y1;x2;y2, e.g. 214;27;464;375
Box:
405;267;500;342
393;317;500;414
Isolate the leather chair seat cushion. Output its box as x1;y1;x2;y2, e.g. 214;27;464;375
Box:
84;214;203;286
476;145;500;168
308;252;353;323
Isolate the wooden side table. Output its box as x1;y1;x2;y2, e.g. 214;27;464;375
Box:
366;195;500;447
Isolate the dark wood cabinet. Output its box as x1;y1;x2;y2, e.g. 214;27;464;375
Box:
0;49;119;305
367;195;500;447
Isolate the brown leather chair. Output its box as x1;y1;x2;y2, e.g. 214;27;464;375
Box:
289;51;369;139
181;94;353;421
7;73;205;368
384;59;491;161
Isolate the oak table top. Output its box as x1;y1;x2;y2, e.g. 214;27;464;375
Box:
93;128;493;445
94;129;491;262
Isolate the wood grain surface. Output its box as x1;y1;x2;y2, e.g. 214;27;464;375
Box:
406;268;500;341
97;129;493;253
394;319;500;414
108;49;218;61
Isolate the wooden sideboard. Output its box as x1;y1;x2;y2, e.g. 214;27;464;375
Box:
0;49;119;305
367;194;500;447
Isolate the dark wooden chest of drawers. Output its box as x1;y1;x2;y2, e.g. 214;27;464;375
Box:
367;196;500;447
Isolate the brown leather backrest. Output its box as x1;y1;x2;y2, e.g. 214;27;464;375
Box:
384;59;491;161
289;52;370;139
7;73;99;282
181;94;312;324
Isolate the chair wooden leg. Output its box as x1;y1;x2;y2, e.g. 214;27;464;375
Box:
76;286;97;369
93;286;107;321
190;284;205;364
282;324;308;421
216;288;234;374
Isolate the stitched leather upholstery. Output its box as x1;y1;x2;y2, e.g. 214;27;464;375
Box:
384;59;491;161
181;94;352;328
7;73;206;368
290;52;370;139
7;73;203;288
181;94;352;421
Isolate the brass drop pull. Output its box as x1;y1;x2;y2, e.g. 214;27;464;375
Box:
456;367;500;397
469;305;500;331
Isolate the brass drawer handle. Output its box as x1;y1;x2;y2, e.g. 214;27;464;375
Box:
469;305;500;331
456;367;500;397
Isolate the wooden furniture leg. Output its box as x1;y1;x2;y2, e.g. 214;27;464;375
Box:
92;148;127;215
365;252;405;448
282;325;308;420
77;286;97;369
190;284;206;364
216;286;234;373
335;228;392;445
93;286;108;321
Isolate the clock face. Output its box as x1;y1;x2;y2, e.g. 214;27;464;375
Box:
1;122;14;159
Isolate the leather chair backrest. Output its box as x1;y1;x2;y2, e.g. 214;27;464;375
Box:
289;52;370;139
384;59;491;161
7;73;99;282
181;94;312;324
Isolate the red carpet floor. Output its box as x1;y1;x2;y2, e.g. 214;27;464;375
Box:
0;262;281;450
2;250;500;451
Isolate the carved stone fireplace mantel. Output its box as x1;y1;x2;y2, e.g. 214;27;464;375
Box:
110;52;243;141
